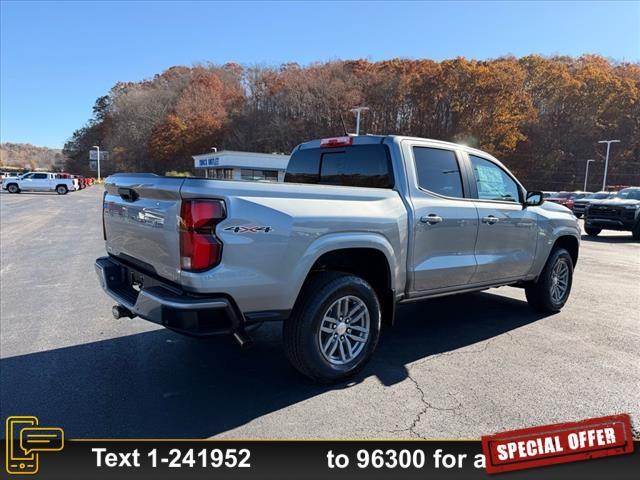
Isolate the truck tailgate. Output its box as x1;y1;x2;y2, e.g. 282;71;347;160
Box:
103;174;185;282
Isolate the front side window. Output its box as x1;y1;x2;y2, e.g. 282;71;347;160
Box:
22;173;34;179
413;147;464;198
33;173;47;179
469;155;520;203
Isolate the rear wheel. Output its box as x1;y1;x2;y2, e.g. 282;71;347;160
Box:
56;185;68;195
7;184;19;194
585;226;601;237
283;271;381;383
525;248;573;313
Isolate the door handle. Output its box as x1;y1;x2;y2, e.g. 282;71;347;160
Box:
420;214;443;225
482;215;499;224
118;187;138;202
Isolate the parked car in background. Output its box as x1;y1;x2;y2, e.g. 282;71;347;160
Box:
74;175;86;189
2;172;78;194
584;187;640;240
572;191;615;218
96;135;580;383
542;191;558;199
1;171;23;183
546;191;591;212
56;172;82;191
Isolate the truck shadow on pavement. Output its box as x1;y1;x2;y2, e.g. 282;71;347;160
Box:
1;291;548;438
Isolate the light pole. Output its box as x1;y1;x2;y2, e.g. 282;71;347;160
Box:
583;159;595;191
92;145;101;182
597;139;620;190
350;106;369;136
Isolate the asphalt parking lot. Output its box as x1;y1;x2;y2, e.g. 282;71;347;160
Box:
1;187;638;439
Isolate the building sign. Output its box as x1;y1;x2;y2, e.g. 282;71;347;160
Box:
197;157;220;168
89;150;109;161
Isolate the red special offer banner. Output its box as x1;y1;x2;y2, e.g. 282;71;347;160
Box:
481;414;634;474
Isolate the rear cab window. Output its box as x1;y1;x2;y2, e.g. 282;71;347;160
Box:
284;144;394;189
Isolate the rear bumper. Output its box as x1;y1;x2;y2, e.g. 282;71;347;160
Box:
95;256;245;337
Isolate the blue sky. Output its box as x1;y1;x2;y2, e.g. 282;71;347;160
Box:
1;0;639;148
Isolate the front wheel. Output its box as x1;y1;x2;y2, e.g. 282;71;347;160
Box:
7;184;19;194
525;248;574;313
283;271;381;384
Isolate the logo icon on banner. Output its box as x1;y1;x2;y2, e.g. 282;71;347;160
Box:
5;416;64;475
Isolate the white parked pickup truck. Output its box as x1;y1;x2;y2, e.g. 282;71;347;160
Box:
2;172;78;194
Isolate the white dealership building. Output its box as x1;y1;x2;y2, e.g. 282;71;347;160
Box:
192;150;290;182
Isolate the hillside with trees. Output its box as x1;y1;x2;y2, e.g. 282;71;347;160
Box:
63;55;640;190
0;143;67;170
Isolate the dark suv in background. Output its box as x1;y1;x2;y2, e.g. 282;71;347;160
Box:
584;187;640;240
572;191;615;218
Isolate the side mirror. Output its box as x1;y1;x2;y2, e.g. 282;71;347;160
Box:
525;190;544;207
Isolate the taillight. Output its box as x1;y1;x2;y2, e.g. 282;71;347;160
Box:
320;136;353;148
180;199;226;271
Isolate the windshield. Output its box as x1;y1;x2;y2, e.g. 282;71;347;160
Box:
614;188;640;200
584;192;609;199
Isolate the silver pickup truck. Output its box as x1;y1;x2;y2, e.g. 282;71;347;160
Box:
96;135;580;383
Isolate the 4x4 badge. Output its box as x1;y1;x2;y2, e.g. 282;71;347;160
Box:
223;226;273;233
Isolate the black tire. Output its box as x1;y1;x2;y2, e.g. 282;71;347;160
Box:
632;222;640;241
584;226;601;237
283;271;381;384
56;185;68;195
525;248;574;313
7;183;19;194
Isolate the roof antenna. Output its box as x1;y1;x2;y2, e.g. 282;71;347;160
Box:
339;112;349;136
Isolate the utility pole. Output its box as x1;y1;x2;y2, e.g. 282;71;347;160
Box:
597;139;620;190
583;159;595;191
350;107;369;136
92;145;101;182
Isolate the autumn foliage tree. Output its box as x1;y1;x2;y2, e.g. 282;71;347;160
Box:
64;55;639;190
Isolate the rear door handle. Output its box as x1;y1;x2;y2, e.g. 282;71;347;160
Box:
482;215;499;224
420;214;443;224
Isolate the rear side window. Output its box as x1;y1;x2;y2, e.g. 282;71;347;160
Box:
285;144;394;189
413;147;464;198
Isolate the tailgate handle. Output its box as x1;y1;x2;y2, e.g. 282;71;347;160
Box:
117;187;138;202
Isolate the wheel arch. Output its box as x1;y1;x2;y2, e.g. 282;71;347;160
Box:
293;234;399;326
552;234;579;267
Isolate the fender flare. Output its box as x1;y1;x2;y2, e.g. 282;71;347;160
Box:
290;232;400;298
